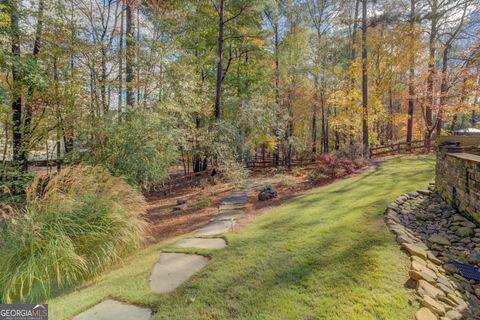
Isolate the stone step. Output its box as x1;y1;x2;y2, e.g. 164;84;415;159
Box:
221;198;247;205
220;191;248;205
73;299;152;320
194;220;234;236
213;209;244;221
173;238;226;249
149;253;209;293
219;203;246;210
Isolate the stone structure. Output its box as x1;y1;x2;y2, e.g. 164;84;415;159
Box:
436;146;480;224
385;188;480;319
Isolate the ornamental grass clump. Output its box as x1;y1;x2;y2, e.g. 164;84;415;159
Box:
0;165;147;303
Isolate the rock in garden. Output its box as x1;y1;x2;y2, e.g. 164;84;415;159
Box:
444;264;458;274
461;220;477;228
467;251;480;265
416;212;434;221
258;185;278;201
420;296;445;316
428;234;451;246
456;227;474;237
415;307;438;320
417;189;432;196
445;310;463;320
410;269;436;284
417;280;445;298
402;243;428;260
172;200;188;212
427;252;442;265
452;214;465;222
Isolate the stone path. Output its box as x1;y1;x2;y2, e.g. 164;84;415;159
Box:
194;220;234;236
74;189;248;319
149;253;209;293
173;238;227;249
73;299;152;320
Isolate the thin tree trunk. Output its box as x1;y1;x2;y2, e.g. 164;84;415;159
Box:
436;45;449;136
10;1;23;170
349;0;360;151
136;8;141;104
21;0;45;171
406;0;416;146
361;0;369;157
387;86;394;141
126;1;135;108
311;99;318;155
101;46;108;113
214;0;225;120
118;0;124;115
320;91;327;153
425;1;437;149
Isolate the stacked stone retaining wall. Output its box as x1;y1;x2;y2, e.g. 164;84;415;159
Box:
436;149;480;224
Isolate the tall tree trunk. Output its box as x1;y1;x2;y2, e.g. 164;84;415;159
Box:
214;0;225;120
320;91;327;153
361;0;369;157
387;86;394;141
101;47;108;113
136;8;141;104
273;7;280;165
20;0;45;171
10;1;24;170
118;0;124;115
425;1;437;149
406;0;416;146
436;45;450;136
126;1;135;109
349;0;360;151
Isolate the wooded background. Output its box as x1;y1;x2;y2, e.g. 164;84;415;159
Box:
1;0;479;187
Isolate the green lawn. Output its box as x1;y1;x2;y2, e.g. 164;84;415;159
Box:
49;156;434;320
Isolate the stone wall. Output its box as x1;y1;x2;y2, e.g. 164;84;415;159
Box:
436;148;480;224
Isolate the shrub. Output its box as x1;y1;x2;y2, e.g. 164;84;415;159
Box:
0;165;147;303
193;196;213;209
0;169;34;205
307;170;327;184
311;153;357;180
218;159;250;188
275;174;296;189
290;167;304;177
75;108;178;190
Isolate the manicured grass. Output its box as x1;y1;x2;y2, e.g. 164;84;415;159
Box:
49;156;434;320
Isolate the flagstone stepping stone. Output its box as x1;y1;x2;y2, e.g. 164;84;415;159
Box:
214;209;244;221
73;299;152;320
149;253;209;293
219;203;246;210
173;238;226;249
220;191;248;206
194;220;234;236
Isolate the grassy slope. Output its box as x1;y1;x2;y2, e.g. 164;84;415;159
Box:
50;156;434;320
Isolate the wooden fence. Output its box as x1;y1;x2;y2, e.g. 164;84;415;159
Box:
246;158;315;169
369;140;432;158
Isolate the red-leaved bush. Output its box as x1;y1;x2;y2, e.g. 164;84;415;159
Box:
310;153;357;181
